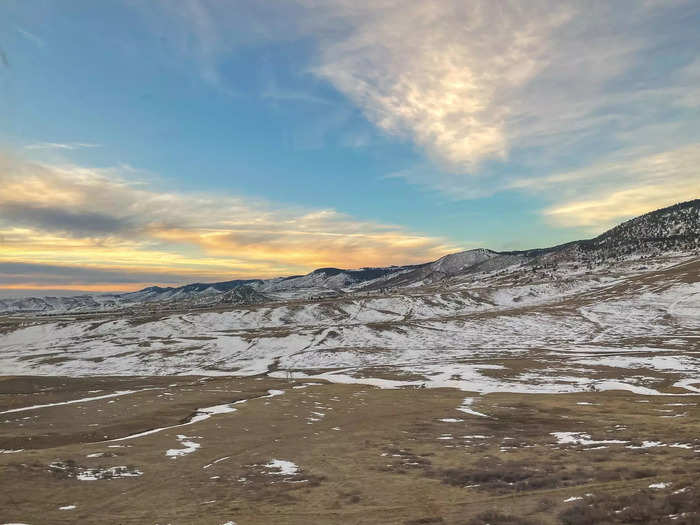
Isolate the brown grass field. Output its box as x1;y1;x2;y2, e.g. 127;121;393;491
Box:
1;375;698;524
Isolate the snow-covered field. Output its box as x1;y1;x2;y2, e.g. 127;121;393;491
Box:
1;256;698;396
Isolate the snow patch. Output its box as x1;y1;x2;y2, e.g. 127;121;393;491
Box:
263;459;300;476
166;435;200;458
551;432;628;446
456;398;490;418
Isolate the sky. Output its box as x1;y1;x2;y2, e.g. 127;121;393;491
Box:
0;0;699;295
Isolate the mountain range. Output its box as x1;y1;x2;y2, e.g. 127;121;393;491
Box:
2;199;698;315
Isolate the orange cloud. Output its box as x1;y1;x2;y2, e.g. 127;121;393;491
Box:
0;153;460;292
0;283;149;293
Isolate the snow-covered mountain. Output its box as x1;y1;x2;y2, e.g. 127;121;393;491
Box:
2;242;698;392
256;265;420;296
2;200;698;314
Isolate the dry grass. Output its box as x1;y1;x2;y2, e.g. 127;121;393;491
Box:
464;511;537;525
0;376;698;524
559;483;699;524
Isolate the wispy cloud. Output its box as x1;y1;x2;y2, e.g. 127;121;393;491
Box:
24;142;100;151
0;153;458;290
303;1;700;171
309;1;572;170
516;144;700;230
138;0;700;226
16;27;45;48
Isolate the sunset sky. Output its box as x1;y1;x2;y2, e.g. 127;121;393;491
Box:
1;0;699;295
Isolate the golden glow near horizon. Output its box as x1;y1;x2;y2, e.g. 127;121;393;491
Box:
0;153;460;292
0;283;150;293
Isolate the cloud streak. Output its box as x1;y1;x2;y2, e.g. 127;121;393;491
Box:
16;27;45;48
0;261;206;287
24;142;100;150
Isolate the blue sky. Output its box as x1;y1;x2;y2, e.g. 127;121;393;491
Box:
0;0;699;292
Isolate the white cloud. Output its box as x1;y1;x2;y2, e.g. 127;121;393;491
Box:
303;1;698;169
520;144;700;229
16;27;45;48
132;1;700;227
139;2;700;173
309;1;572;169
302;0;700;222
24;142;100;151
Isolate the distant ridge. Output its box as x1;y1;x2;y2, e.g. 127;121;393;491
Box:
1;199;698;314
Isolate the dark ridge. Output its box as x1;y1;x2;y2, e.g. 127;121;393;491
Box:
136;279;263;295
500;199;700;257
311;267;344;277
140;285;173;293
279;275;303;282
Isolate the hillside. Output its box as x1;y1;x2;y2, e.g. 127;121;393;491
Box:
584;199;700;257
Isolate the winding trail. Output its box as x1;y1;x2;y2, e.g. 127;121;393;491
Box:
106;388;285;442
0;388;160;415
